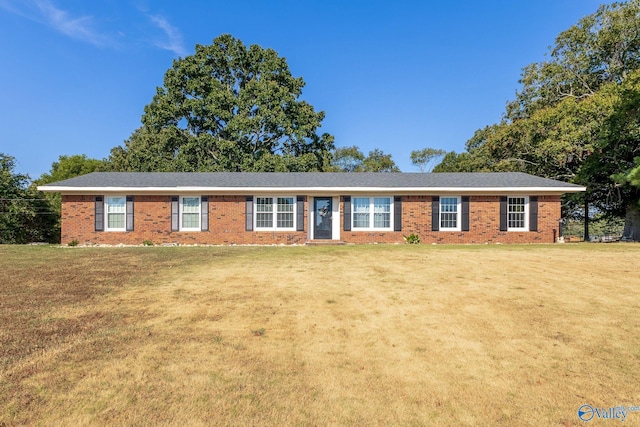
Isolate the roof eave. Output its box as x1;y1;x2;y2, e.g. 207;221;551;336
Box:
38;185;587;194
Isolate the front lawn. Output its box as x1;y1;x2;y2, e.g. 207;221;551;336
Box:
1;244;639;426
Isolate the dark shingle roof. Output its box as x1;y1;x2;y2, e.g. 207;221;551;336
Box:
39;172;584;191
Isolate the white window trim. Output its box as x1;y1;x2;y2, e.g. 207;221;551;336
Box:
254;196;297;231
439;196;461;231
180;196;201;231
105;195;126;232
507;196;529;232
351;196;394;231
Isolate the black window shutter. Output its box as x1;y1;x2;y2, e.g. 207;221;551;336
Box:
95;196;104;232
431;196;440;231
529;196;538;231
201;196;209;232
343;196;351;231
296;195;305;231
171;196;179;232
394;196;402;231
126;195;134;231
461;196;470;232
245;196;253;231
499;196;508;231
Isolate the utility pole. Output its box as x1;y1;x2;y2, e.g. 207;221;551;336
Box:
584;193;590;242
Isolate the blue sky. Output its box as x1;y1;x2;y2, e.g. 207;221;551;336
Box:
1;0;606;178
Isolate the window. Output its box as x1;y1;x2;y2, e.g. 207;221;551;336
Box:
353;197;370;228
277;197;294;228
352;197;392;230
255;196;296;230
181;196;201;230
256;197;273;228
171;196;206;232
106;196;126;231
440;196;460;231
508;196;528;231
374;197;391;228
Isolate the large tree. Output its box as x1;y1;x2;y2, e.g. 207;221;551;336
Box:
435;0;640;240
36;155;105;185
506;0;640;121
331;146;365;172
330;146;399;172
362;149;400;172
34;154;105;240
109;34;334;172
410;148;446;172
0;154;57;243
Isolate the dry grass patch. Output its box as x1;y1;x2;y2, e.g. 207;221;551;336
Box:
1;244;640;426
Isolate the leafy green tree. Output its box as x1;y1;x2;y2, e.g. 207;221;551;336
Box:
0;154;57;243
331;146;365;172
410;148;446;172
507;0;640;120
435;1;640;240
622;158;640;240
433;151;488;173
330;146;399;172
34;155;105;239
584;72;640;241
362;149;399;172
627;160;640;187
36;155;105;184
433;126;509;173
109;34;334;172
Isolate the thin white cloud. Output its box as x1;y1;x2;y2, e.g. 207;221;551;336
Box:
35;0;109;46
0;1;187;56
0;0;22;15
0;0;111;47
148;14;187;57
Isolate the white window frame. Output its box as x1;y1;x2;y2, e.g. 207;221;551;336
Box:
440;196;461;231
105;195;126;232
507;196;529;231
351;196;393;231
254;196;296;231
180;196;201;231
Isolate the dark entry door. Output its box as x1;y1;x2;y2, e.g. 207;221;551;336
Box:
314;197;332;239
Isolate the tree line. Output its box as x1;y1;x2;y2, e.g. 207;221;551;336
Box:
432;0;640;240
4;1;640;242
1;142;436;243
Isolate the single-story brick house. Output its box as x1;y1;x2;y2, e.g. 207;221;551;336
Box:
38;172;585;245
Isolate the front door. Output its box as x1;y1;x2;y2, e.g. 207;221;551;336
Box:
314;197;332;239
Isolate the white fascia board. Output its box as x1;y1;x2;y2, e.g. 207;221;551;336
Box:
39;185;586;194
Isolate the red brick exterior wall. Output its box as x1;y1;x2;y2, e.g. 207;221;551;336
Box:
61;195;307;245
339;195;561;244
61;194;561;245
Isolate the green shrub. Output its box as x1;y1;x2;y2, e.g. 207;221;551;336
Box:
403;233;421;244
67;240;79;247
143;240;154;246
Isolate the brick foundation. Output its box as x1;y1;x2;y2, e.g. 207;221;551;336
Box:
61;194;561;245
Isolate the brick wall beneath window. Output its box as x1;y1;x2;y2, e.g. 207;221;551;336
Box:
339;195;561;244
61;194;561;245
61;195;307;245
